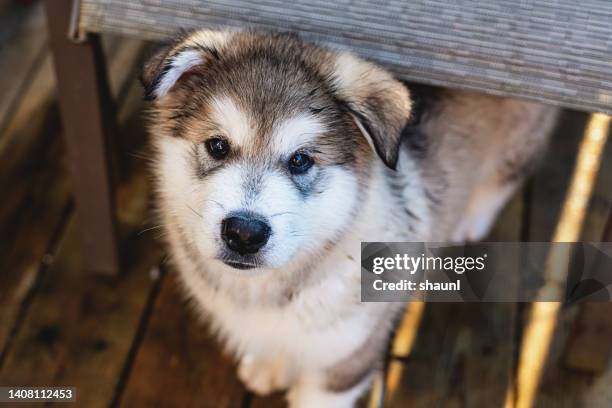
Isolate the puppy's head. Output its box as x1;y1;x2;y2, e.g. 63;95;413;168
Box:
144;31;412;271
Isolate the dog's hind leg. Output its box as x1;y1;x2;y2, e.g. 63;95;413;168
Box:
450;102;559;242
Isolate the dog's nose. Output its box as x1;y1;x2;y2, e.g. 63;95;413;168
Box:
221;214;271;255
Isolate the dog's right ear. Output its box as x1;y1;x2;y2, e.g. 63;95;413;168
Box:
140;45;206;101
141;44;172;101
140;30;232;101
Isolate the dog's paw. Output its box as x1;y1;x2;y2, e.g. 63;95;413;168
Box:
238;354;295;396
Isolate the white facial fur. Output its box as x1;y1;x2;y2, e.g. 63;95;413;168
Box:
209;96;253;147
154;95;360;273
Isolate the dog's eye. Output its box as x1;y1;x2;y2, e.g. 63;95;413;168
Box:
206;137;230;160
288;152;314;174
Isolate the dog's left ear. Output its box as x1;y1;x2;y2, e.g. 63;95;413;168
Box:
330;52;412;169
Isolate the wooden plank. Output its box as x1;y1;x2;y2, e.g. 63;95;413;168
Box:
0;104;161;407
534;369;594;408
525;110;608;407
385;185;524;407
0;52;58;215
0;216;162;408
385;303;462;408
0;1;47;136
0;0;36;40
438;194;522;408
582;353;612;407
251;391;286;408
564;209;612;375
0;113;70;364
0;37;145;359
563;132;612;374
0;41;148;408
0;68;161;401
527;110;588;242
46;0;119;275
0;35;130;227
579;124;612;242
0;28;130;158
455;193;522;408
564;303;612;373
0;53;64;360
117;272;246;408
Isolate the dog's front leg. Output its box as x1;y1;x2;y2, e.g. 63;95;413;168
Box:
284;304;394;407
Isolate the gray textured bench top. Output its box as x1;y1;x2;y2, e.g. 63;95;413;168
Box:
79;0;612;113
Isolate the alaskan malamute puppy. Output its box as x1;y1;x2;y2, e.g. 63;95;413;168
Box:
142;30;558;407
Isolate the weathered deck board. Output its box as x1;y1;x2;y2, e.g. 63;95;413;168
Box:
0;82;162;401
562;121;612;375
0;52;58;226
450;194;523;408
580;128;612;242
564;303;612;374
0;49;64;360
0;35;138;230
0;80;160;408
525;110;612;407
0;24;151;407
527;110;588;242
118;271;247;408
0;107;70;364
385;302;462;408
0;2;47;136
584;359;612;407
0;214;163;407
250;391;286;408
0;34;145;355
384;190;524;408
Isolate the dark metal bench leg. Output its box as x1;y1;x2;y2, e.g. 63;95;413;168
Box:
45;0;119;275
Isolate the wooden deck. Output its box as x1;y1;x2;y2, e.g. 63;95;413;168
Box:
1;3;611;407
